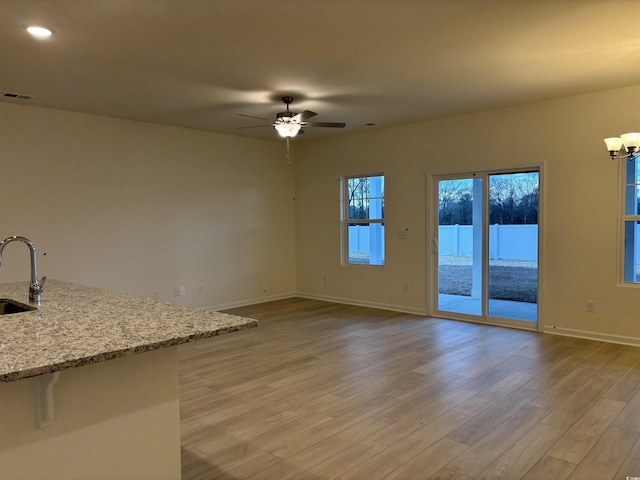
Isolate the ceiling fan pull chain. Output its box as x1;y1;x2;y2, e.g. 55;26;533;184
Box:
286;136;290;164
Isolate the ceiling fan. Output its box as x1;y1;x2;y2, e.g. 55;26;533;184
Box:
237;96;346;138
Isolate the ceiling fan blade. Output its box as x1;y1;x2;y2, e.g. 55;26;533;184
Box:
304;121;346;128
291;110;317;122
237;124;271;129
237;113;272;121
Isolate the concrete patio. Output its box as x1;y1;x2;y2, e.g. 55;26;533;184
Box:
438;293;537;322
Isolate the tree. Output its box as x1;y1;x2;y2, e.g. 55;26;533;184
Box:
513;175;539;224
439;174;539;226
489;173;538;225
439;180;473;225
347;176;384;219
347;177;368;219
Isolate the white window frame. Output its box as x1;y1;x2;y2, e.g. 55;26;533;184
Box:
622;157;640;283
341;173;385;266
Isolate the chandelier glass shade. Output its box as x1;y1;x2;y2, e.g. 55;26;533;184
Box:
604;132;640;160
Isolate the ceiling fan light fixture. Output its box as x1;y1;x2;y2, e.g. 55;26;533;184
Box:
275;122;301;138
237;96;345;140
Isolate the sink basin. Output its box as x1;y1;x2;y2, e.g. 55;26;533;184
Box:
0;298;37;315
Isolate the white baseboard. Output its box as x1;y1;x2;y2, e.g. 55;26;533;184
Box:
294;292;427;316
207;294;640;348
204;292;295;312
544;325;640;347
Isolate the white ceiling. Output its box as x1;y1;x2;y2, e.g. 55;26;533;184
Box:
2;0;640;142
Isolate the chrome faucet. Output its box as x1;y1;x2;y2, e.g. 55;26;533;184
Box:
0;236;46;303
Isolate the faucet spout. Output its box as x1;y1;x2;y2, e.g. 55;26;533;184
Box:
0;236;46;303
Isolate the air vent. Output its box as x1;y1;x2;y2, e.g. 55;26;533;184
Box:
3;92;33;100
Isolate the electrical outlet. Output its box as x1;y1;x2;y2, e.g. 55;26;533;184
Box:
152;291;159;300
586;301;596;313
174;286;186;297
323;276;328;284
402;283;409;293
198;284;204;294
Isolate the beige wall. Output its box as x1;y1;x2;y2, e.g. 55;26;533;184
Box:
0;103;296;308
295;85;640;343
3;85;640;343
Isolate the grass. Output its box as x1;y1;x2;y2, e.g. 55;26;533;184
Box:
348;253;538;304
438;264;538;304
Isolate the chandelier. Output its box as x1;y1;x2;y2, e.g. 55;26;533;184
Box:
604;132;640;160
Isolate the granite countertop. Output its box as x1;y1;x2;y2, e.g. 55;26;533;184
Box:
0;280;257;382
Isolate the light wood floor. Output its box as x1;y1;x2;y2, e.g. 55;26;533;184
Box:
179;298;640;480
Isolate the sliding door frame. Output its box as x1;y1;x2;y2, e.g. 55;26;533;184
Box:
427;164;544;332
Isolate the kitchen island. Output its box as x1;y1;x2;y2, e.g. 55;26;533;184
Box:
0;280;257;479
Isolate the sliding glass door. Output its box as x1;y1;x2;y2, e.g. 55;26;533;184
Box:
436;177;483;317
487;172;539;322
435;170;539;329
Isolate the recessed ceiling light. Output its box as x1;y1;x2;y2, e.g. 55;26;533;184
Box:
24;24;54;39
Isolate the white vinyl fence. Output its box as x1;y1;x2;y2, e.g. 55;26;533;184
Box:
438;224;538;260
348;225;385;253
349;224;538;261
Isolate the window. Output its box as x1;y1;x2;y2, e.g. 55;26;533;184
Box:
342;174;385;265
623;157;640;282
